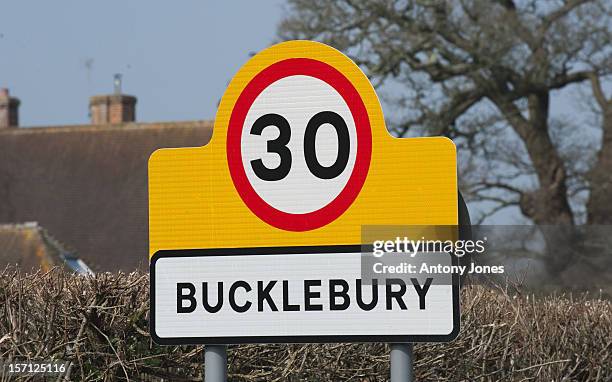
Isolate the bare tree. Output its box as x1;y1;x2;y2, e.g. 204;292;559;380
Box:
278;0;612;227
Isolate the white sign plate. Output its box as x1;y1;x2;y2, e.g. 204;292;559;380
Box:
150;246;459;345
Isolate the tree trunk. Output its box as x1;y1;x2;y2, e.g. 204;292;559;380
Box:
492;92;574;226
491;91;575;277
586;76;612;224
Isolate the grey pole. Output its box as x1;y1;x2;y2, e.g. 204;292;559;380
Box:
390;343;414;382
204;345;227;382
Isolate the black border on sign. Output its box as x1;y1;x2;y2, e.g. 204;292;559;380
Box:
149;245;460;345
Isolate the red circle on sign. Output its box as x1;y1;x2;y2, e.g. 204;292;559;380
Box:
227;58;372;231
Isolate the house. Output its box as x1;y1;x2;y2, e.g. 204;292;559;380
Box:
0;87;213;271
0;222;92;274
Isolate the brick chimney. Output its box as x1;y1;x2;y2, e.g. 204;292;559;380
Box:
89;75;137;124
0;88;20;128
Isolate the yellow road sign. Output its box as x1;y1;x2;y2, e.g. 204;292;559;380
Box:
148;40;457;254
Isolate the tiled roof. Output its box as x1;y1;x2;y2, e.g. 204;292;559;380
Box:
0;121;213;271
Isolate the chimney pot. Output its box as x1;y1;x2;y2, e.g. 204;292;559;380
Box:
0;88;20;129
113;73;122;95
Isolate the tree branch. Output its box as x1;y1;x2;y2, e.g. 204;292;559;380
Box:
588;72;610;109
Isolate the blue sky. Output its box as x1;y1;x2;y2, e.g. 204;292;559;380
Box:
0;0;583;130
0;1;284;126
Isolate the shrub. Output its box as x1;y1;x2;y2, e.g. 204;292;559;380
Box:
0;268;609;381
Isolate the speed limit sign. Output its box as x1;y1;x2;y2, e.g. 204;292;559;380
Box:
149;41;460;345
227;58;372;231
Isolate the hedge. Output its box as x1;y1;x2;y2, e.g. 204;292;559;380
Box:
0;268;609;381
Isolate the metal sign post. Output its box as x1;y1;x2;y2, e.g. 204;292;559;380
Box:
204;345;227;382
390;343;414;382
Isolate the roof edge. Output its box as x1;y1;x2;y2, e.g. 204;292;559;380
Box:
0;120;214;134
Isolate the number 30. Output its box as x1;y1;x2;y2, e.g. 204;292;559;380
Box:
250;111;350;181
